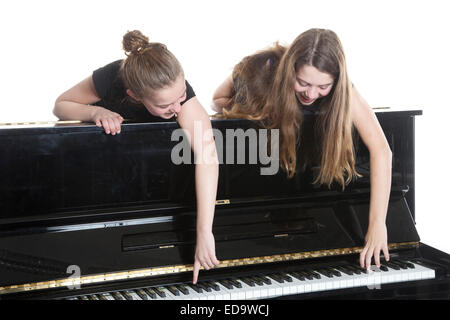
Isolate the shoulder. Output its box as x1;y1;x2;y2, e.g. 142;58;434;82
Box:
92;60;123;82
177;96;212;132
92;60;124;99
181;80;196;105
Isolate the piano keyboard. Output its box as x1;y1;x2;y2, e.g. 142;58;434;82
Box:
68;260;435;300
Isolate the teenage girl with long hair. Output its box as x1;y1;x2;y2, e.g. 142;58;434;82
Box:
213;28;392;270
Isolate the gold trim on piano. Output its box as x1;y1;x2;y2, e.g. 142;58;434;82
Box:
0;120;83;127
0;241;418;295
215;199;230;205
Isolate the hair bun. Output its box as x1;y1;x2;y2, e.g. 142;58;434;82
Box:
122;30;150;56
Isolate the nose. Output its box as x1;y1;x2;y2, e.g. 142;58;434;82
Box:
170;102;182;114
306;87;319;99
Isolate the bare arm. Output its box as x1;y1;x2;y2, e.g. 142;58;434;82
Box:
351;86;392;270
54;76;123;134
177;97;220;283
212;75;234;113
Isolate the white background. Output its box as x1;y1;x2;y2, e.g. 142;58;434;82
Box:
1;0;449;253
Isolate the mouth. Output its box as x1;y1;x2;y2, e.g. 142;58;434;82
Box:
298;93;315;105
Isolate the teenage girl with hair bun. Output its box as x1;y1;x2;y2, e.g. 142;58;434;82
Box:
54;30;220;284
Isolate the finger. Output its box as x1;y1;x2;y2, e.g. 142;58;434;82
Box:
212;256;220;266
107;118;117;135
114;118;122;134
95;119;102;127
112;117;121;134
192;260;200;284
382;244;390;262
374;247;381;268
360;247;368;269
199;258;212;270
101;120;111;134
365;248;374;271
202;258;215;270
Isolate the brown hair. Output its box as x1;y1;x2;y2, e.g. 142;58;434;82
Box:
218;43;286;120
121;30;183;98
260;28;360;188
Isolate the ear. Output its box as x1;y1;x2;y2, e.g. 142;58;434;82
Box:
265;58;272;71
126;89;140;102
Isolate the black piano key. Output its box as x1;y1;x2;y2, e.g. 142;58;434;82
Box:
96;294;109;301
391;260;408;269
120;291;134;300
135;289;149;300
165;286;180;296
197;282;212;292
175;284;190;295
241;277;256;287
401;260;416;269
349;265;369;274
346;265;362;274
188;284;203;293
328;268;342;277
219;280;234;289
385;262;401;270
317;269;334;278
229;279;242;288
290;271;306;281
268;274;284;284
154;287;167;298
379;265;389;272
256;275;272;285
278;273;293;282
143;288;157;299
87;295;98;300
111;292;125;300
250;276;264;286
335;266;354;275
300;270;316;280
206;281;221;291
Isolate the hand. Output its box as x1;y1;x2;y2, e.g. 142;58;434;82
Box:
192;230;220;284
360;221;390;270
91;107;123;135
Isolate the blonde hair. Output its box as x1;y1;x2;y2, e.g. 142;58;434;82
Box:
260;28;360;188
120;30;183;98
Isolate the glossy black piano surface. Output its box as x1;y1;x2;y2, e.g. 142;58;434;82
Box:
0;109;449;300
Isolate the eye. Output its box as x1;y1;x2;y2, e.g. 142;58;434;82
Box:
297;80;308;87
319;85;330;90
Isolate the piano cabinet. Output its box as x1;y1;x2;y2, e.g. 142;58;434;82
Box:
0;109;449;300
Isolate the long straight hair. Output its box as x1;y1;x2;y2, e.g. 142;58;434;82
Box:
262;28;360;188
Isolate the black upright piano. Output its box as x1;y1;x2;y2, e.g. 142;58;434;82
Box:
1;109;449;300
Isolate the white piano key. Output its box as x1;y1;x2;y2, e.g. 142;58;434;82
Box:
211;282;233;300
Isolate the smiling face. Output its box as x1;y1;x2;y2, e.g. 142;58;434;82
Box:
127;74;187;119
294;65;334;106
142;74;187;119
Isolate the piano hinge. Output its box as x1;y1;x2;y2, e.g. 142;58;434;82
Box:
215;199;230;205
274;234;289;238
159;245;175;249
